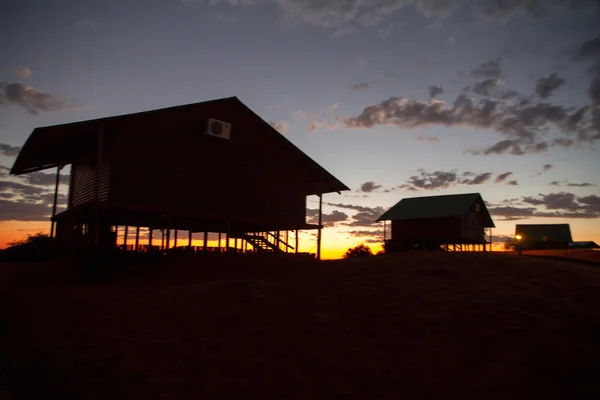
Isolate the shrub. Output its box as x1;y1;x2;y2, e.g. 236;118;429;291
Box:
0;232;63;263
343;244;373;259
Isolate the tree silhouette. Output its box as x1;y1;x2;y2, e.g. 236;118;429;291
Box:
343;244;373;259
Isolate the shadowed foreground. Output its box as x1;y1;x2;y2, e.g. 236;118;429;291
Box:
1;253;600;399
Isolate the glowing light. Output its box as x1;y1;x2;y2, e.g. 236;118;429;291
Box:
515;235;522;240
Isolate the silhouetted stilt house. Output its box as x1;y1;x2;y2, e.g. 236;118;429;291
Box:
377;193;495;252
10;97;349;259
515;224;573;250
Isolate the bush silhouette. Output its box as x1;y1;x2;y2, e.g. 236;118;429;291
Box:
0;232;62;262
343;244;373;259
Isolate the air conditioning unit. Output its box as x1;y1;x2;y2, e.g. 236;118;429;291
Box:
205;118;232;141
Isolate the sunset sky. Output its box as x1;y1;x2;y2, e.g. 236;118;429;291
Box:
1;0;599;258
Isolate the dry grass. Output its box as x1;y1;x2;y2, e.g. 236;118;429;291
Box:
1;252;600;399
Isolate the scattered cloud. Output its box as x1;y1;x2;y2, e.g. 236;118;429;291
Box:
347;82;371;91
415;136;440;143
343;63;600;156
1;82;69;115
0;200;53;222
357;181;383;193
184;1;597;33
11;67;31;80
328;102;340;110
495;172;513;183
292;109;311;119
429;85;443;99
470;58;502;80
268;121;290;134
489;192;600;220
0;143;21;157
357;58;368;69
308;119;339;133
306;209;349;227
535;73;565;98
325;202;386;228
549;180;596;187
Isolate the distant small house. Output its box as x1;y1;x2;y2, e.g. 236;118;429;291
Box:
377;193;495;252
515;224;573;250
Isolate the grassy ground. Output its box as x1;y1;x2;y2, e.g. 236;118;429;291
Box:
1;252;600;399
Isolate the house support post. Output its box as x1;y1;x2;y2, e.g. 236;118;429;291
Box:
203;232;208;251
317;192;323;261
148;228;153;250
174;230;178;248
295;230;299;254
124;226;128;250
188;230;192;249
50;165;63;238
135;226;140;251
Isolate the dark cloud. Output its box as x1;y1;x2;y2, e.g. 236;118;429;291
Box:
306;209;349;227
326;202;386;228
470;58;502;80
268;121;290;134
0;180;47;197
535;73;565;98
0;200;53;221
474;0;597;24
573;36;600;64
405;169;458;190
461;172;492;185
506;180;519;186
549;180;596;187
492;192;600;220
542;163;553;172
18;171;69;186
198;1;597;32
415;136;440;143
0;82;67;115
357;181;383;193
0;143;21;157
348;82;371;91
395;169;496;191
467;78;502;97
495;172;513;183
344;54;600;155
429;85;443;99
488;206;537;220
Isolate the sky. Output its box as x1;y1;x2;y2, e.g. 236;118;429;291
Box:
1;0;600;258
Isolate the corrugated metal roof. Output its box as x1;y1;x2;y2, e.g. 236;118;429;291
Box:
377;193;495;227
515;224;573;243
10;96;349;195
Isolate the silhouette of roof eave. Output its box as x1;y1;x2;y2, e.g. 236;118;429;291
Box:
376;192;495;227
10;97;240;175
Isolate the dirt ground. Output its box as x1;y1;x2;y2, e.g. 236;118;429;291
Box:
1;252;600;399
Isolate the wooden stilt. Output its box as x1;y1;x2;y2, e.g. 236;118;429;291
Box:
148;228;153;250
174;230;178;248
317;193;323;261
166;229;171;250
203;232;208;251
188;230;192;248
50;165;63;238
295;230;299;254
124;226;128;249
135;226;140;251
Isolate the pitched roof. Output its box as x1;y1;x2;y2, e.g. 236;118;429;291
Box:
515;224;573;243
10;96;349;195
377;193;495;227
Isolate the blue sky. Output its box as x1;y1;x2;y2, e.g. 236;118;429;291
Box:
1;0;600;253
